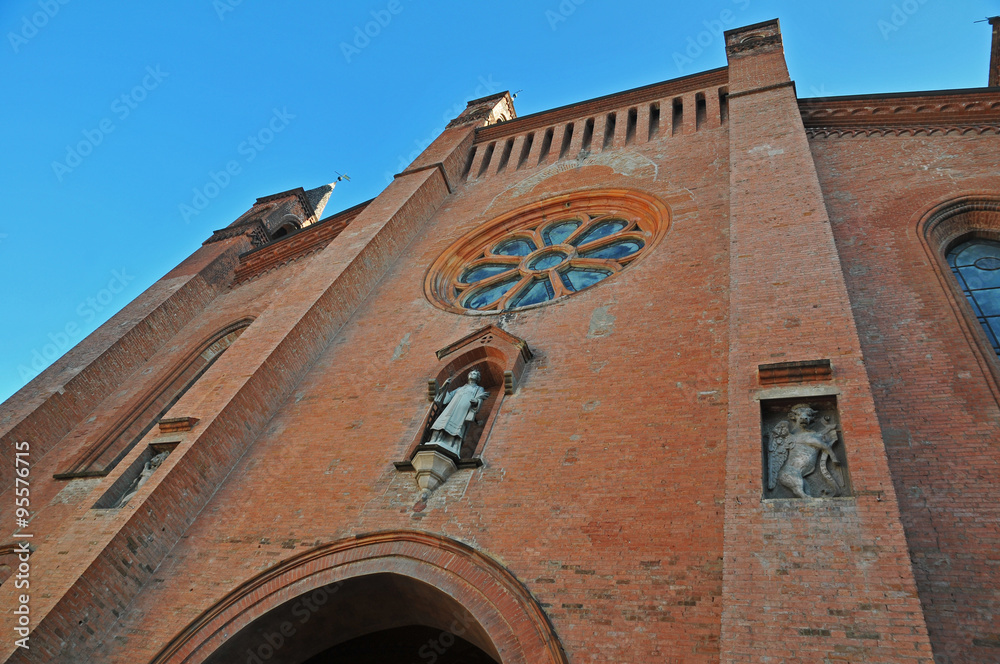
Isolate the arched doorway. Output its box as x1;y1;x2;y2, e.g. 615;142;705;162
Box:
203;573;499;663
151;531;567;664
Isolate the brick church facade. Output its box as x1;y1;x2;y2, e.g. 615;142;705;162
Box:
2;18;1000;663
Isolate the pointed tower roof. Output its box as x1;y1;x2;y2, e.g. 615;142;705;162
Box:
304;182;336;220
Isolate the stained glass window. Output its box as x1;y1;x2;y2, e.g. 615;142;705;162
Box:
454;215;649;312
947;239;1000;355
426;190;669;314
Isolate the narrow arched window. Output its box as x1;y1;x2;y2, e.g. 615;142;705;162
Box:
56;320;251;478
947;239;1000;356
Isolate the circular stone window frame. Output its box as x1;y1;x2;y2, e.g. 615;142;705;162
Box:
425;188;671;315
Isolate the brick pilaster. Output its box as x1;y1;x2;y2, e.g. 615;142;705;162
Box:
721;19;934;663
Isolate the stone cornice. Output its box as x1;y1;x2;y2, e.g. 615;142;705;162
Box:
799;88;1000;137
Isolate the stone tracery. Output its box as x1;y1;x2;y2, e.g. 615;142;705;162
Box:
425;189;669;314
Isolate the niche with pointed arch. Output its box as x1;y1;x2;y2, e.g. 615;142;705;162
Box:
394;325;531;491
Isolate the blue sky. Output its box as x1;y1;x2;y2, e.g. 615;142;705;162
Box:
1;0;997;402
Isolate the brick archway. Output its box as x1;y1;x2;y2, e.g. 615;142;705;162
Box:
149;531;568;664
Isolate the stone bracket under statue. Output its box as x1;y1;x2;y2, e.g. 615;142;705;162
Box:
394;324;532;492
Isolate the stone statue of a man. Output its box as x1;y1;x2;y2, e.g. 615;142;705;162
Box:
427;370;489;456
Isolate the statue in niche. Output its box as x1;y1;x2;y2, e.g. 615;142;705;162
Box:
116;451;170;507
768;404;842;499
427;370;489;456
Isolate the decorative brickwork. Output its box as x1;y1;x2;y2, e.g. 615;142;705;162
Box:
232;201;368;285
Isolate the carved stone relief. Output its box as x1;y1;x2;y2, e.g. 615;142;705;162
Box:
761;398;850;499
115;451;169;507
93;445;174;509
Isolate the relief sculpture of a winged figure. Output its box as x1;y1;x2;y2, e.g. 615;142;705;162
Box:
767;404;841;499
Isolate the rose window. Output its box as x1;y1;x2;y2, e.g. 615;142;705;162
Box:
425;189;669;314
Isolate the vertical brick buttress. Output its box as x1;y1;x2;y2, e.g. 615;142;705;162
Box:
720;19;935;663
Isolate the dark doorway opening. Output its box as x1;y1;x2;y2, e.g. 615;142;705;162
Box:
203;573;501;664
303;625;496;663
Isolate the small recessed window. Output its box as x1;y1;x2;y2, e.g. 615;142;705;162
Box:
271;222;298;239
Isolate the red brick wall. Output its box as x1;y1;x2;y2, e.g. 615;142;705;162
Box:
0;240;241;495
5;77;737;663
810;130;1000;663
5;21;996;664
1;156;458;662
